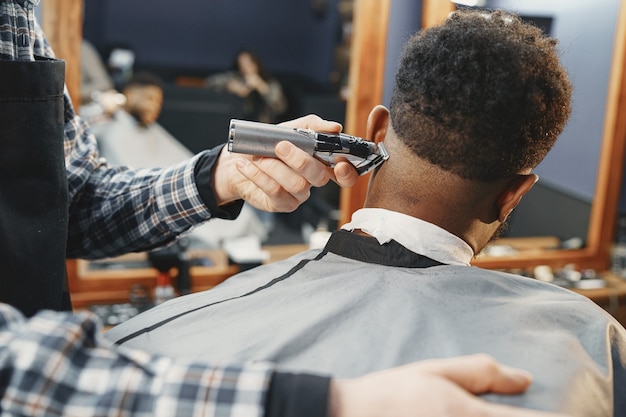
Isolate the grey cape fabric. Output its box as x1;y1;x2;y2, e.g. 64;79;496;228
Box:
106;230;626;416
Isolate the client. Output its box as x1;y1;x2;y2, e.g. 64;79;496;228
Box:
106;9;626;416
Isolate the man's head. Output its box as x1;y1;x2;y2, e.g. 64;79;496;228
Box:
123;71;164;126
365;9;573;252
390;9;572;180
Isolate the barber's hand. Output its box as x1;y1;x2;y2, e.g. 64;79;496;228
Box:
212;114;359;212
330;354;571;417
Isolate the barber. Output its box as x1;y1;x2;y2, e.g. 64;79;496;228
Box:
0;2;571;417
0;0;357;317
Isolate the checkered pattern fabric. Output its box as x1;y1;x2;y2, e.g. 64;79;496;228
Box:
0;303;272;417
0;3;274;411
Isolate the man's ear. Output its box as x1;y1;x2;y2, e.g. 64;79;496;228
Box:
366;105;389;144
496;174;539;222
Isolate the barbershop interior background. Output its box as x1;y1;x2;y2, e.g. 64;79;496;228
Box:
39;0;626;321
72;0;625;247
79;0;358;246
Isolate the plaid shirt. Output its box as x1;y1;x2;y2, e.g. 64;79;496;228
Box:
0;303;272;417
0;2;276;415
1;0;219;259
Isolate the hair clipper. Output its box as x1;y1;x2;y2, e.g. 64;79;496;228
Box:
227;119;389;175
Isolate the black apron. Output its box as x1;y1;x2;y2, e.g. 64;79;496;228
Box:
0;56;70;317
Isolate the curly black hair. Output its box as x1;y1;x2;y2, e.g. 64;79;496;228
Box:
389;9;573;181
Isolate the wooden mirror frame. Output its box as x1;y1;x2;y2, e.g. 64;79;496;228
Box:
340;0;626;272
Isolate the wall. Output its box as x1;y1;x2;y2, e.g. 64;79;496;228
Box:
82;0;342;89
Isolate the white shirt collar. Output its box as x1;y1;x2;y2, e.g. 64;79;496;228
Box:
341;208;474;266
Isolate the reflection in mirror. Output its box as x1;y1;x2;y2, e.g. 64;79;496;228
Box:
343;0;626;271
81;0;354;247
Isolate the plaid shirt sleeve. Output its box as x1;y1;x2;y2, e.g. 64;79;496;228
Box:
52;29;219;259
1;0;232;259
0;303;273;417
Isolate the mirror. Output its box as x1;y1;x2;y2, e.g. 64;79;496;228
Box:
80;0;355;247
341;0;626;271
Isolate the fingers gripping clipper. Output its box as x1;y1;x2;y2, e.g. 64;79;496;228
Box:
227;119;389;175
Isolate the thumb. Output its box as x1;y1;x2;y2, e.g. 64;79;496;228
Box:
333;161;359;188
419;354;533;395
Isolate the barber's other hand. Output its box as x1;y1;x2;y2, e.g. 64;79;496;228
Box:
212;114;359;212
330;354;571;417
